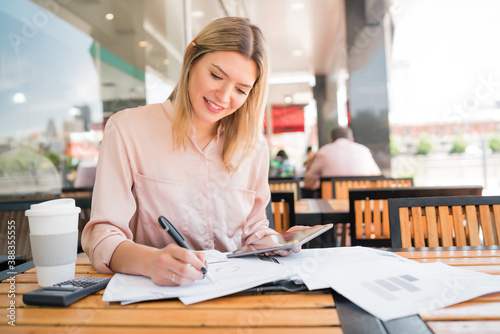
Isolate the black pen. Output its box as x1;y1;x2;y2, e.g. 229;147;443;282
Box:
158;216;215;283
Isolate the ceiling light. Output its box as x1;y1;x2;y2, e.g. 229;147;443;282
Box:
12;92;26;104
105;13;114;20
270;75;316;87
192;10;205;18
292;49;303;57
138;40;148;47
291;2;305;10
163;59;169;65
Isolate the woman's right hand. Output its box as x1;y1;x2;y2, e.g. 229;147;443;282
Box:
147;243;207;286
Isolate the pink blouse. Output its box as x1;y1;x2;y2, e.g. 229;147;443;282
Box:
82;100;275;273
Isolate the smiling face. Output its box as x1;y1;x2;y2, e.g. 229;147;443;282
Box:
187;51;258;133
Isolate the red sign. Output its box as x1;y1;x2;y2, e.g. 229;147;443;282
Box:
264;104;305;134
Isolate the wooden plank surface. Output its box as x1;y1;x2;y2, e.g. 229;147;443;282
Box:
325;199;349;213
426;206;440;247
396;248;500;334
0;308;340;327
0;326;343;334
394;250;500;259
7;273;111;283
414;257;500;266
420;302;500;320
21;264;98;275
427;321;500;334
4;249;499;334
1;257;341;332
295;199;349;214
0;292;335;309
397;249;500;334
450;265;500;275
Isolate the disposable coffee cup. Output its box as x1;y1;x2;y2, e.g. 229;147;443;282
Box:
25;198;81;287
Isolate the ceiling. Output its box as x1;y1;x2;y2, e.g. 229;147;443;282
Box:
190;0;348;105
33;0;347;105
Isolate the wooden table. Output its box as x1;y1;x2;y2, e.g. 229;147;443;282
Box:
395;246;500;334
1;247;498;333
295;199;349;247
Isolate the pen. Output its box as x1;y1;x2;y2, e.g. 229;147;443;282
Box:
158;216;215;283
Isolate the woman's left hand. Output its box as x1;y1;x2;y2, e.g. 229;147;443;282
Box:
265;225;315;257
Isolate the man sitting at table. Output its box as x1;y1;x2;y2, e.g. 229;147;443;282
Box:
303;126;381;191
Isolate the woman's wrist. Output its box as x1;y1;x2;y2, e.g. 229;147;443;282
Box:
109;242;157;277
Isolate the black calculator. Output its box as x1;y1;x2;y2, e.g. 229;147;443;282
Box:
23;276;111;306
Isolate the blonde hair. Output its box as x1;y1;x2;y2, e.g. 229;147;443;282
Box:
168;17;270;173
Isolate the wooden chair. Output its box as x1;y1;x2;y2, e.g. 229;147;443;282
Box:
319;176;413;246
270;191;296;233
320;176;413;199
269;177;301;201
348;186;484;247
388;195;500;248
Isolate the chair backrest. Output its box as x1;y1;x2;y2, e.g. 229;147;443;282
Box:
62;186;93;198
265;200;275;230
320;176;413;199
0;193;60;201
269;178;301;201
348;186;484;247
0;196;93;261
0;198;49;264
270;191;296;233
73;196;92;253
388;195;500;248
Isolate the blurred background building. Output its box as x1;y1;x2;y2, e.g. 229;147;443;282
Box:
1;0;499;196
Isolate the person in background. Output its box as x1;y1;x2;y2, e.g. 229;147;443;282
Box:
303;146;315;171
82;17;308;287
303;126;381;190
269;149;295;178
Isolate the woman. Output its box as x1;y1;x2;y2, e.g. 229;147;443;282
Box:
82;17;303;287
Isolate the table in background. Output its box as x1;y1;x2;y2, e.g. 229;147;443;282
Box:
295;198;349;247
1;248;499;333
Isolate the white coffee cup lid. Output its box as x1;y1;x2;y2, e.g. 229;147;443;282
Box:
25;198;81;217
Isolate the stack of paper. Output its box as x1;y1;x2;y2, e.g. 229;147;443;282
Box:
102;247;500;321
103;250;289;305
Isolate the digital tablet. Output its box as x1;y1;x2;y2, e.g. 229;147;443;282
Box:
227;224;333;258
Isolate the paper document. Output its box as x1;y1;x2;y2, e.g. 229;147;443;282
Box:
324;258;500;321
273;247;500;321
102;247;500;321
276;247;410;290
103;250;288;305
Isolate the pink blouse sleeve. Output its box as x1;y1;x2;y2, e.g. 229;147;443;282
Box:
240;139;278;246
81;116;137;273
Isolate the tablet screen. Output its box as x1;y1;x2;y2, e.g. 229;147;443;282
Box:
227;224;333;258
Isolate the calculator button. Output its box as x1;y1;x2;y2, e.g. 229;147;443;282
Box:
45;286;80;292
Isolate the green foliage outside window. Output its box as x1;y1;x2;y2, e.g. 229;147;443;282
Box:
390;135;400;156
450;135;468;154
43;151;61;170
489;134;500;152
416;133;434;155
